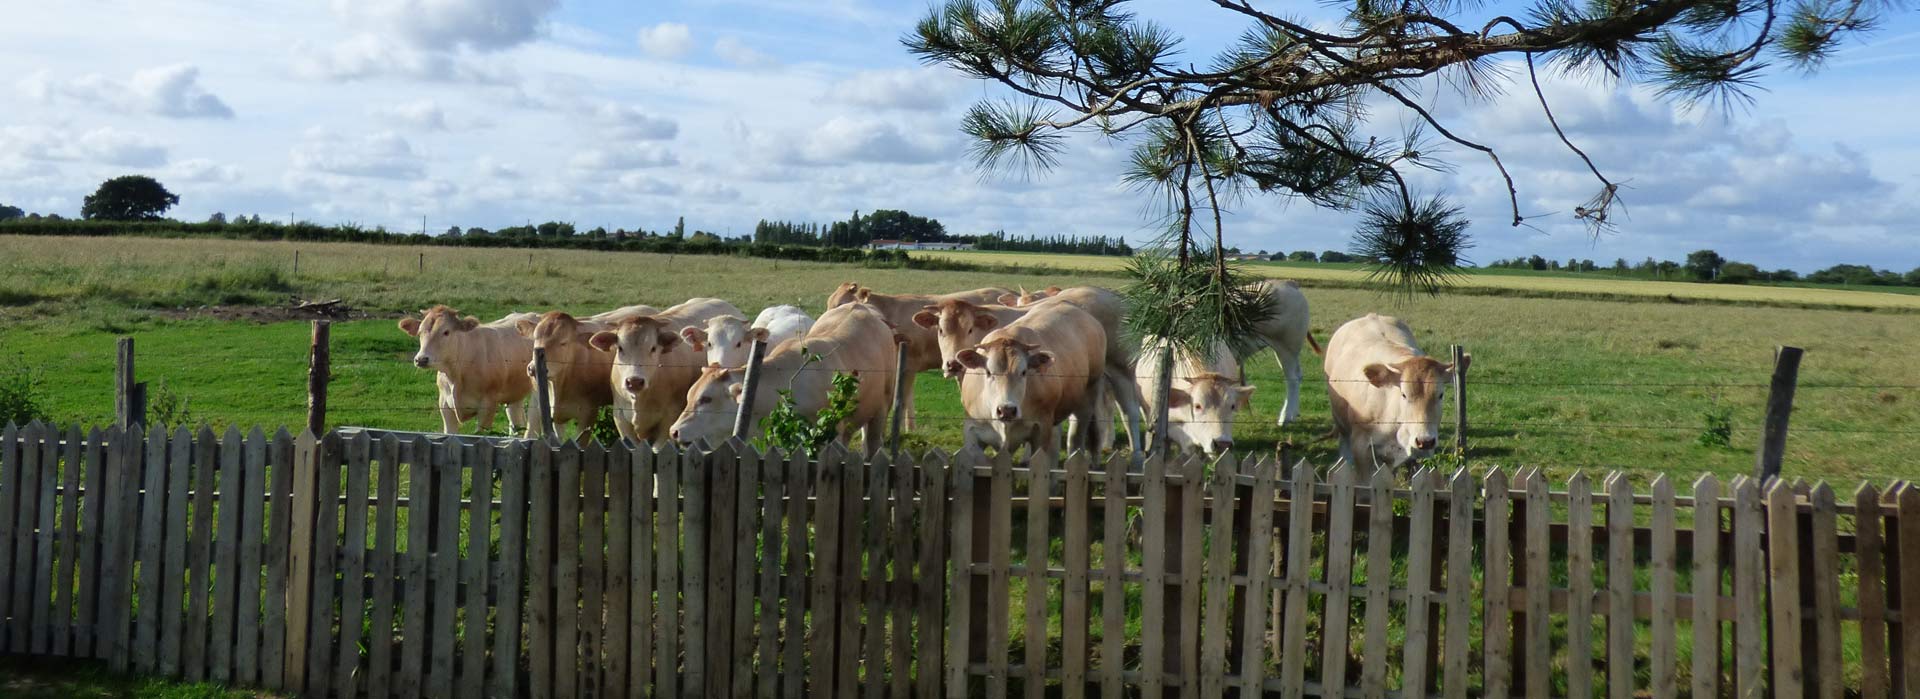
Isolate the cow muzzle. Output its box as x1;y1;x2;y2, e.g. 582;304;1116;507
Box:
994;404;1019;421
413;356;431;369
1211;438;1234;454
1413;435;1437;451
624;376;647;393
943;360;963;378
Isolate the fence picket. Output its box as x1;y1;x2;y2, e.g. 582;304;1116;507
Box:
102;426;141;670
132;428;167;672
461;440;497;699
810;447;846;697
947;448;981;699
206;428;242;681
1024;455;1052;699
1809;483;1841;699
606;443;631;699
1523;470;1551;699
232;429;268;685
303;433;342;699
630;444;659;699
1856;484;1888;699
1399;469;1437;698
1278;461;1316;699
494;441;527;699
1062;451;1092;699
333;432;371;696
158;427;192;676
578;442;607;698
1562;472;1594;699
1691;476;1721;699
1139;452;1169;697
916;451;950;699
181;427;219;678
757;448;788;699
1201;454;1240;699
782;448;811;699
79;428;106;660
261;428;293;689
1359;467;1394;699
1732;477;1764;699
861;450;889;699
739;445;766;699
1897;486;1920;699
1483;467;1512;699
984;452;1013;699
1765;481;1806;698
1175;455;1204;699
54;426;82;657
1097;452;1126;699
0;423;18;653
832;446;867;699
702;442;737;699
655;445;683;699
551;441;581;699
684;445;711;698
1239;457;1277;697
402;438;436;699
1606;473;1635;699
1649;475;1676;699
30;427;58;657
887;451;916;699
366;435;400;698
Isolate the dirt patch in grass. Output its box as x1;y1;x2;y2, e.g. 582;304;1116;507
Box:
155;300;396;324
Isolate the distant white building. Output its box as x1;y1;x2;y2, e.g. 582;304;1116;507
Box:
867;239;973;251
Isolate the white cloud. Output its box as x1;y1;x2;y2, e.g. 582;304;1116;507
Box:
569;143;679;171
787;116;949;165
293;34;516;84
713;36;777;68
588;103;678;140
168;158;243;184
827;68;960;111
330;0;561;51
637;23;693;59
476;156;520;179
21;64;234;119
0;126;170;167
290;129;425;179
372;100;449;131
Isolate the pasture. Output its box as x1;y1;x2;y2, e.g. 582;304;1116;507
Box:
1;234;1915;483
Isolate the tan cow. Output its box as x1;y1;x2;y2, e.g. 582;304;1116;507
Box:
586;298;742;443
1135;338;1253;456
1322;313;1466;470
398;307;538;435
515;304;659;438
996;285;1145;450
680;305;815;368
825;282;1013;430
952;301;1106;462
669;302;900;455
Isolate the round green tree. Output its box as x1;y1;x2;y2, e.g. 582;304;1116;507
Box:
81;175;180;221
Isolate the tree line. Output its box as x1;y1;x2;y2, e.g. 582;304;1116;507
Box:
1485;249;1920;287
753;210;1130;255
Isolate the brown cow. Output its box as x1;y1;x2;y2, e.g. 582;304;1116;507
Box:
952;301;1106;462
1322;313;1466;470
825;282;1012;431
398;307;538;435
996;285;1145;450
515;304;659;438
586;298;741;443
670;302;900;455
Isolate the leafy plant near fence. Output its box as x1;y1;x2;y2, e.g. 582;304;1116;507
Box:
755;352;860;457
0;354;48;426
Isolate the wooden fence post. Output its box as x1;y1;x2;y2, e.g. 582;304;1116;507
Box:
1754;346;1802;482
1149;344;1175;468
887;340;909;454
532;347;557;439
1450;345;1468;452
115;338;137;427
731;340;767;442
306;321;330;435
417;252;424;274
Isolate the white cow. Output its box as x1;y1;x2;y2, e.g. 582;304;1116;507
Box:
680;305;815;368
1322;313;1466;470
1136;337;1254;456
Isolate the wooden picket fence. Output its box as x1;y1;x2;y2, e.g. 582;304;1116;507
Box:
1;421;1917;698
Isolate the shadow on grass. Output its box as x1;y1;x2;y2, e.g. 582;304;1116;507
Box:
0;656;284;699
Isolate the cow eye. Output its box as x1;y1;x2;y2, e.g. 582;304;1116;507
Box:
699;396;711;405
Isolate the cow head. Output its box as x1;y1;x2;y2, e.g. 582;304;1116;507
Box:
588;316;681;396
398;306;481;370
998;286;1062;307
1360;354;1467;464
826;282;861;309
670;366;744;447
954;338;1054;422
1163;373;1256;456
686;315;766;368
912;299;1004;378
519;311;596;381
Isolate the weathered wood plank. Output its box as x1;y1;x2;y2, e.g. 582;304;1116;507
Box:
493;441;527;699
809;447;846;697
365;435;400;699
205;428;241;681
1482;467;1512;699
79;428;106;660
1649;476;1677;699
402;439;436;699
54;426;83;657
1320;464;1359;699
781;448;810;699
1808;483;1841;699
1766;481;1806;698
181;427;219;679
701;442;737;699
30;428;59;657
1521;470;1551;699
260;429;293;689
159;427;195;676
1401;469;1437;699
102;426;143;670
1175;455;1204;699
860;450;888;699
1856;484;1888;699
1359;467;1395;699
1024;454;1052;699
1278;461;1316;699
1440;469;1475;699
303;434;342;698
1732;478;1764;699
888;451;915;699
1202;454;1241;699
333;432;371;696
132;428;169;673
656;446;683;699
0;423;20;654
1139;452;1169;697
1690;476;1721;699
1098;453;1126;699
916;451;950;699
227;429;266;684
550;442;581;699
1897;486;1920;699
983;453;1013;699
1062;451;1092;699
629;445;657;699
736;445;766;699
944;449;983;699
757;448;788;699
1239;457;1277;698
578;442;607;698
1567;473;1595;699
684;447;711;698
606;443;632;699
461;440;498;699
1606;473;1635;699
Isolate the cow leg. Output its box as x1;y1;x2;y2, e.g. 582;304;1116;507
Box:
439;403;461;435
476;403;498;434
1105;367;1146;454
505;400;528;436
863;416;886;458
1272;342;1304;427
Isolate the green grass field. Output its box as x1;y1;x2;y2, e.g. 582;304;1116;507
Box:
2;234;1915;484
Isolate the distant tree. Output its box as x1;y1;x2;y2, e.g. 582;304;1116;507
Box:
1719;261;1759;284
0;203;23;221
465;227;489;237
1288;250;1318;263
1320;251;1353;263
863;209;948;242
444;225;462;237
1808;264;1897;286
1527;255;1547;271
1769;269;1801;282
1684;250;1726;281
1578;259;1597;272
207;212;227;225
1906;267;1920;287
81;175;178;221
673;216;686;239
1612;258;1628;272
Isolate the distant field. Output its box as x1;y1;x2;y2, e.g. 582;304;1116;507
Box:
922;250;1920;311
1;234;1915;484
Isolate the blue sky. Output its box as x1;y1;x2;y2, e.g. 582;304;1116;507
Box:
3;0;1917;271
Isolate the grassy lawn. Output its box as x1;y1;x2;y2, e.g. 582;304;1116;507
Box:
0;657;281;699
2;234;1916;485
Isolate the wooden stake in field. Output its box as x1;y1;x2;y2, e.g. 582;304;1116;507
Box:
733;340;767;442
1754;345;1802;482
532;347;556;439
306;321;329;435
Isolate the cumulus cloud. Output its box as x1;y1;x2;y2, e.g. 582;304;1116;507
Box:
713;37;777;68
827;68;960;111
168;158;243;184
0;125;170;167
293;35;517;84
290;129;425;179
330;0;560;51
569;143;679;171
637;23;693;59
785;117;949;165
21;64;234;119
586;103;677;140
372;100;449;131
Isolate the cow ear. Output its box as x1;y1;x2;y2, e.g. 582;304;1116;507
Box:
1045;286;1063;295
1362;363;1401;387
1026;351;1054;373
515;319;538;338
727;381;745;400
588;331;619;352
1458;353;1472;375
997;293;1020;306
680;326;707;351
398;318;421;337
459;316;480;331
912;310;938;328
1232;385;1257;410
855;288;873;303
1167;387;1193;409
748;327;770;342
657;330;680;350
974;313;999;331
956;348;986;370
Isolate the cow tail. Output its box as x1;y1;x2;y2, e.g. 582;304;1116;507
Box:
1305;332;1325;357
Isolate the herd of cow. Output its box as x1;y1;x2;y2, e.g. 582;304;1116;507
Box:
396;280;1466;469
